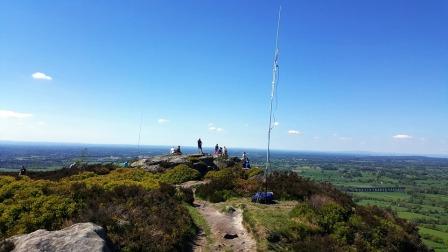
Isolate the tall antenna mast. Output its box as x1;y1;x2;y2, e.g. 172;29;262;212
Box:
137;112;143;157
265;5;282;194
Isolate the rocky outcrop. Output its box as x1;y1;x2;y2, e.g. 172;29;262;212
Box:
213;157;240;169
131;154;221;172
6;223;110;252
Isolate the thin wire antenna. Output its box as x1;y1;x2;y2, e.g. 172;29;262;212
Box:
137;112;143;157
265;5;282;198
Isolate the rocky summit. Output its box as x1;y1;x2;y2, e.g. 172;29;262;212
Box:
131;154;240;172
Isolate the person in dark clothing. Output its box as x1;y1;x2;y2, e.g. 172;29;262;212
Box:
175;145;182;155
197;138;203;154
214;144;219;154
19;165;27;176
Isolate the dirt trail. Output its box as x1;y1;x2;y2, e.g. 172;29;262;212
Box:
193;199;256;252
181;180;257;252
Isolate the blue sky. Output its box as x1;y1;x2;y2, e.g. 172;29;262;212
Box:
0;1;447;155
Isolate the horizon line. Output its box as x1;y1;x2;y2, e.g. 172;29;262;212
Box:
1;139;447;159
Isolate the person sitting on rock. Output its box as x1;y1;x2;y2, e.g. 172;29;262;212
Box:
174;145;182;155
218;147;223;156
170;147;175;154
19;165;27;176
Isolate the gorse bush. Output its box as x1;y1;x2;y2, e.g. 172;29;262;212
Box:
64;168;160;190
204;168;238;182
196;167;244;202
246;167;263;178
160;164;200;184
0;177;76;237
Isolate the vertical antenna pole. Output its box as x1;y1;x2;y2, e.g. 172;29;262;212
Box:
137;112;143;157
265;5;282;198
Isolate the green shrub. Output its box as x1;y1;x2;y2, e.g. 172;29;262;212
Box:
317;203;347;232
234;178;262;197
267;171;319;200
175;187;194;205
247;167;263;178
74;184;196;251
205;167;244;183
204;168;235;182
195;180;236;203
160;164;200;184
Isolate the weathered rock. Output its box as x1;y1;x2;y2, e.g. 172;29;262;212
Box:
197;155;216;166
213;158;235;169
131;154;188;171
7;223;110;252
131;154;219;172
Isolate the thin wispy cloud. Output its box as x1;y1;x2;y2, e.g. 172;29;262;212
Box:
157;118;169;124
0;110;32;119
332;133;351;141
288;130;302;135
209;127;224;132
393;134;412;139
208;123;223;132
32;72;52;80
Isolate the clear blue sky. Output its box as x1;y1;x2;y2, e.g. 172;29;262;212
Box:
0;1;447;155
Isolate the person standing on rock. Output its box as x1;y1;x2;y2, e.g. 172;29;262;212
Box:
214;144;219;155
242;152;250;169
223;146;228;158
197;138;203;154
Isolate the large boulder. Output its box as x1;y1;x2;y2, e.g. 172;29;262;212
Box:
213;158;236;169
6;223;110;252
